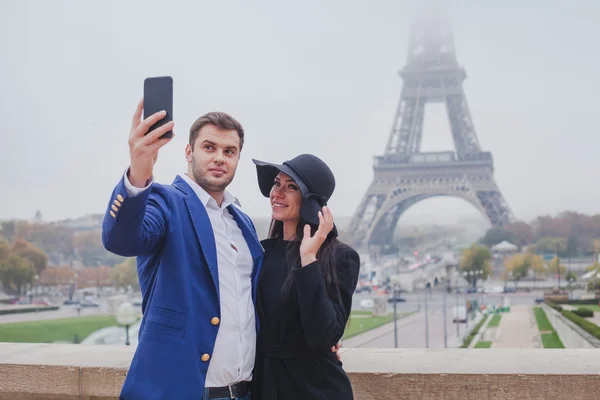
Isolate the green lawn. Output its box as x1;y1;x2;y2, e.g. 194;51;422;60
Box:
342;311;410;340
533;307;565;349
0;315;118;343
475;341;492;348
488;314;502;327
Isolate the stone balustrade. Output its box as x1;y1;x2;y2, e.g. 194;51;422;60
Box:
0;343;599;399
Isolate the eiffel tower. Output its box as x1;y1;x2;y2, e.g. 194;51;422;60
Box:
348;15;514;251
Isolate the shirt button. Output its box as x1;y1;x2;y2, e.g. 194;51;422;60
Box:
201;354;210;362
211;317;220;325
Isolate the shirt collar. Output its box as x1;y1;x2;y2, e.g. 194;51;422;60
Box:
179;173;240;210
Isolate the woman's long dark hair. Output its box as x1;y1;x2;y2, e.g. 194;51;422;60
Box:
268;218;342;302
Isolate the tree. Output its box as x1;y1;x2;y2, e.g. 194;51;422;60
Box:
0;254;35;295
11;238;48;275
594;239;600;257
76;266;113;289
15;222;75;265
547;256;567;277
586;263;599;273
533;237;567;255
586;239;600;272
565;270;578;296
0;221;16;243
110;258;140;290
505;221;533;247
479;227;516;247
0;240;10;260
504;253;543;287
38;266;75;286
73;230;124;267
565;270;577;285
460;244;492;287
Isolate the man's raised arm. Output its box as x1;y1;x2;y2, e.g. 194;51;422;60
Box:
101;100;175;257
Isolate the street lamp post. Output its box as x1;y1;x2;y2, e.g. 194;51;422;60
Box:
443;279;448;348
556;242;561;289
455;288;459;337
393;284;398;348
424;285;429;349
116;302;138;346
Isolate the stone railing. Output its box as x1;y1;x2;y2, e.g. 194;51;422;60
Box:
0;343;599;399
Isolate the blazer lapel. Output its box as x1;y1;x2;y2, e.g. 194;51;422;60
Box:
174;177;220;297
227;205;263;261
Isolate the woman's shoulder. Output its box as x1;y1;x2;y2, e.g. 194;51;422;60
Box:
332;242;360;270
332;241;359;258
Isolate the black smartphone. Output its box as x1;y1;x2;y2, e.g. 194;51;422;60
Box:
143;76;173;138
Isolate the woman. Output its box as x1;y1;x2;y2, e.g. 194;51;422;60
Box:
251;154;360;400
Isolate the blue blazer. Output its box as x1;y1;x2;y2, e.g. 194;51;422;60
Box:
102;175;264;400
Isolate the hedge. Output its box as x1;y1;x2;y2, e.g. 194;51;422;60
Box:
573;308;594;318
0;306;60;316
561;310;600;341
553;298;599;305
545;300;600;341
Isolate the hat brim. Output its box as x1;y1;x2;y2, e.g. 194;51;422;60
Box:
252;159;309;199
252;158;338;238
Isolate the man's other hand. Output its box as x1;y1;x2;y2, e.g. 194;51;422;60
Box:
330;340;342;362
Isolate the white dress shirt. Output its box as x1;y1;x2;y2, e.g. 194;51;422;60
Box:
123;171;256;387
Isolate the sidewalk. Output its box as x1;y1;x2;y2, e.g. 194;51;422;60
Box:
343;312;423;348
491;305;539;348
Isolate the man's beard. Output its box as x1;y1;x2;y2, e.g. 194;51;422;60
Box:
192;159;233;193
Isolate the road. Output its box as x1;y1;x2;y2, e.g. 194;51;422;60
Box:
345;307;472;349
347;289;546;349
352;288;545;314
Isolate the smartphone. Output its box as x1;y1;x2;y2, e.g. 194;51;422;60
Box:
143;76;173;138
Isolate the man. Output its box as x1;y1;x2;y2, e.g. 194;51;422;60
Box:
102;100;261;400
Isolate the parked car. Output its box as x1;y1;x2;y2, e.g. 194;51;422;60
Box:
359;299;374;309
387;296;406;303
452;306;467;323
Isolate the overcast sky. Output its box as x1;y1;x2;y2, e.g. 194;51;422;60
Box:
1;0;599;227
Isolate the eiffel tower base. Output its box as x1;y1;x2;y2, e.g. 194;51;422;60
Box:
348;155;512;251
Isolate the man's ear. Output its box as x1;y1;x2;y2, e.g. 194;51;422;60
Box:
185;143;193;163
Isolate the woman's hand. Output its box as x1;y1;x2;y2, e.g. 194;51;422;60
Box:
300;206;334;267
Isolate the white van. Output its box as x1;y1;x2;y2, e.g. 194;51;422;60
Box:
452;306;467;323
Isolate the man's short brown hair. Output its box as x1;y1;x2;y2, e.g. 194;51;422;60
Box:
189;112;245;151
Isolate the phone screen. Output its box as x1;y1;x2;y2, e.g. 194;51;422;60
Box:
143;76;173;138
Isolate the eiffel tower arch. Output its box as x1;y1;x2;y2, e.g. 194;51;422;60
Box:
348;15;514;251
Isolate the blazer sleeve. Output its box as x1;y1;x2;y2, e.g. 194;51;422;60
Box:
293;245;360;352
101;175;171;257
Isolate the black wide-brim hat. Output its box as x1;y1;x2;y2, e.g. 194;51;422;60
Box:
252;154;338;238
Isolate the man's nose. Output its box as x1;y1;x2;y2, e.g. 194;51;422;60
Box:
213;150;225;164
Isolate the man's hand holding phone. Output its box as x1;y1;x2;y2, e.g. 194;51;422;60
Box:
127;99;175;188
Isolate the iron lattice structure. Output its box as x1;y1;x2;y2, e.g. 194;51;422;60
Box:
348;17;514;251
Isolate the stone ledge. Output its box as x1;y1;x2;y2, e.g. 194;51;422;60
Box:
0;343;599;399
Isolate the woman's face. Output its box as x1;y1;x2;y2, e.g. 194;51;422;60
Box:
269;172;302;225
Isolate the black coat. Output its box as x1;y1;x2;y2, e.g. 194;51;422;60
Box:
252;238;360;400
